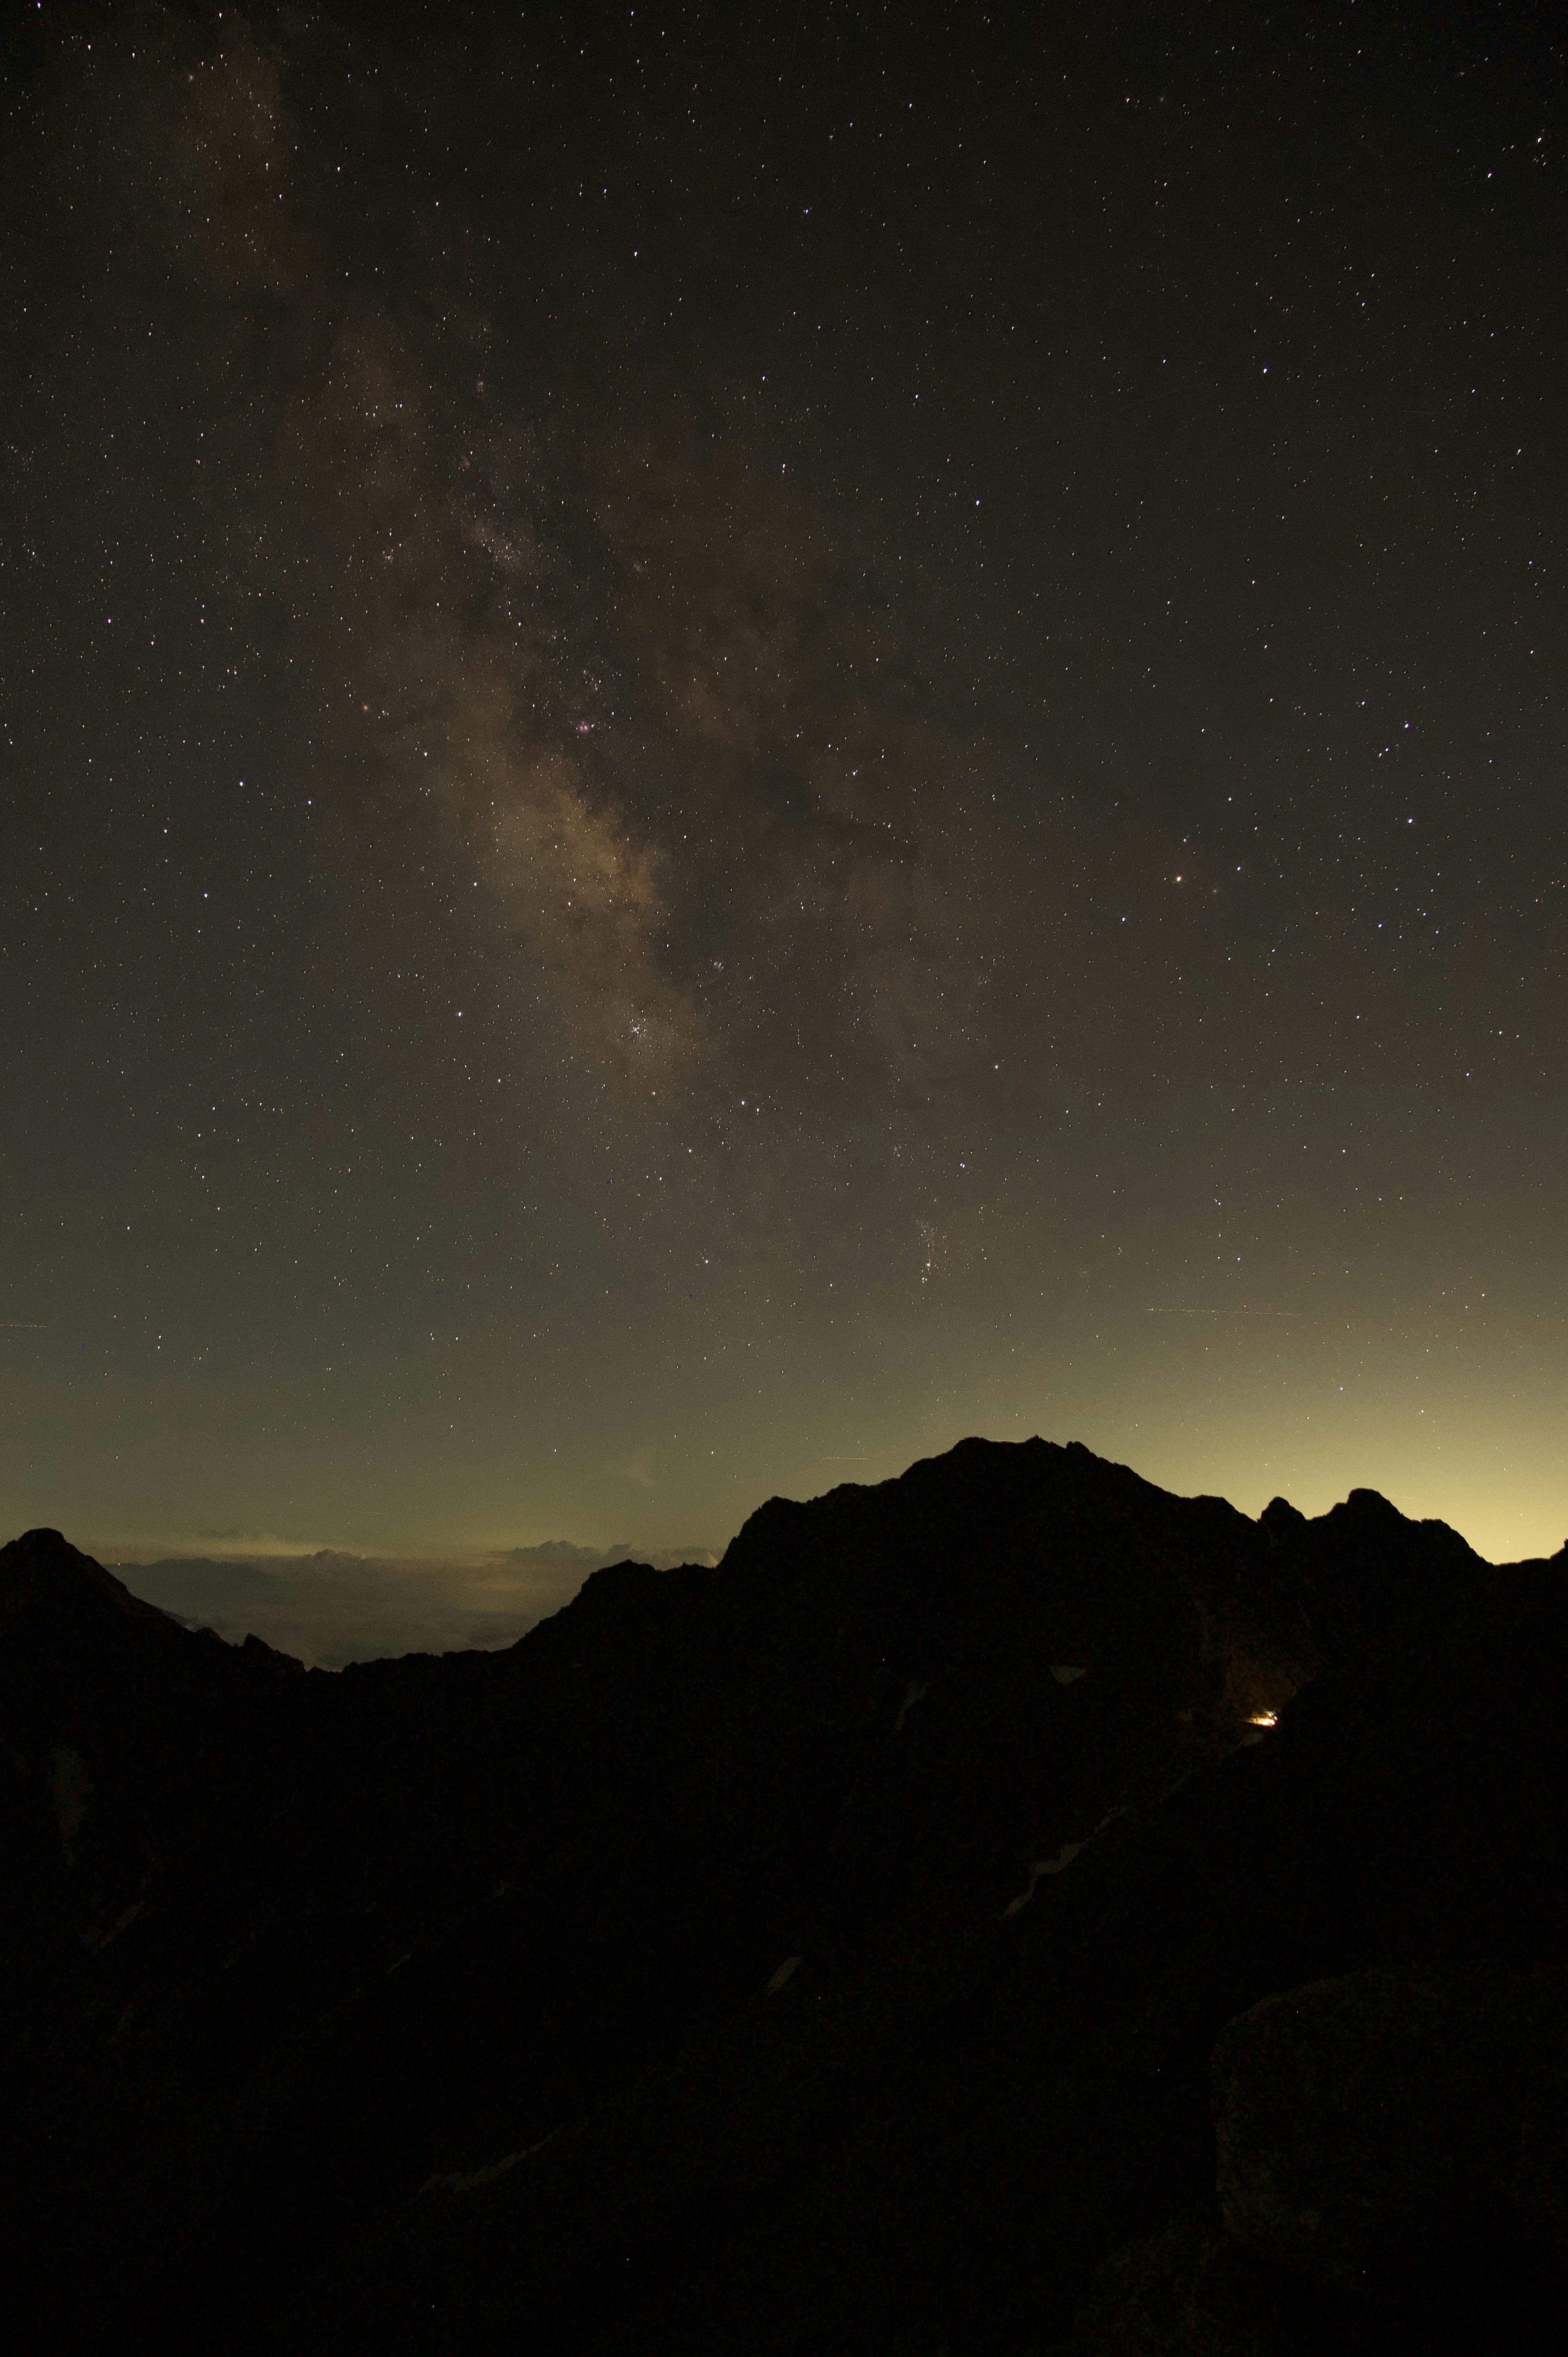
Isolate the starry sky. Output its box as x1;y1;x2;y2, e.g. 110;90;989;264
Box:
3;0;1564;1639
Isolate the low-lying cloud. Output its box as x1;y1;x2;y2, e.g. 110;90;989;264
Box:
115;1539;718;1669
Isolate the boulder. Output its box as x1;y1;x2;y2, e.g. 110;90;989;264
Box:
1213;1962;1568;2302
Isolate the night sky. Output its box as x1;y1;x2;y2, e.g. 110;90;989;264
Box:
3;1;1564;1652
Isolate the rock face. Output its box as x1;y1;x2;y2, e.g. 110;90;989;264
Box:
2;1442;1565;2355
1214;1964;1568;2297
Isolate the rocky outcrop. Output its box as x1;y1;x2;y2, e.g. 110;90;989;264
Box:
1214;1963;1568;2298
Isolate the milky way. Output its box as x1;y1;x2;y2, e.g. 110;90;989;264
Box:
3;3;1564;1601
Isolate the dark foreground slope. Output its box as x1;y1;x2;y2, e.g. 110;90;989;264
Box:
2;1438;1564;2353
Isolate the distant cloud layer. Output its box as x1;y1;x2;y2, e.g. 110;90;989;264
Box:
116;1540;718;1668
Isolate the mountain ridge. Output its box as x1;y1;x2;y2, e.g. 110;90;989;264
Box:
2;1436;1564;2352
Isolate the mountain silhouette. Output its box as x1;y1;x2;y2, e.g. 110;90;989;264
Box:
3;1436;1566;2352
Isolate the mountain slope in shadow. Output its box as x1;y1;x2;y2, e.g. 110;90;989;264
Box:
2;1436;1563;2352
